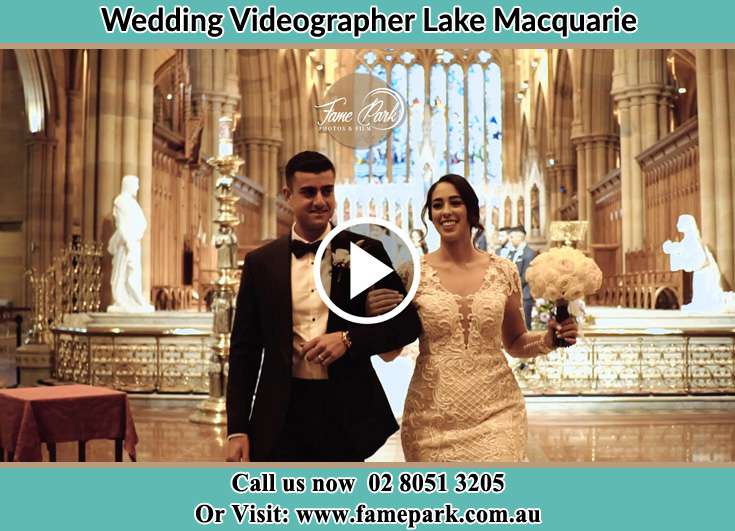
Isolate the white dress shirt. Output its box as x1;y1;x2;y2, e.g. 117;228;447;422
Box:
499;243;514;259
511;241;526;262
290;224;332;379
228;225;334;440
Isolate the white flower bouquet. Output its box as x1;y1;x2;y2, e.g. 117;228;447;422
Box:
525;246;602;346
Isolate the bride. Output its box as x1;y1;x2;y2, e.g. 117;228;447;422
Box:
367;174;578;461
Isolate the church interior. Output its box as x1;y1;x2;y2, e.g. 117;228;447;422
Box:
0;48;734;462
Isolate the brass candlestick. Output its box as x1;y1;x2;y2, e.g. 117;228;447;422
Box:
190;154;244;425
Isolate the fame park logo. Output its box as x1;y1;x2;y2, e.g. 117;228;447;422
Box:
315;73;406;149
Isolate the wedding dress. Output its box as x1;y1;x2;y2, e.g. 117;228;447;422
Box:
401;254;541;461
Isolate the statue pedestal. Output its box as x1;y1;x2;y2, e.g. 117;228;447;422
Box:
16;343;54;386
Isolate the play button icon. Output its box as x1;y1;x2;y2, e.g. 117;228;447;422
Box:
349;242;394;299
313;217;421;325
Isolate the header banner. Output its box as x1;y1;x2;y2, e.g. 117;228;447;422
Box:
1;0;734;45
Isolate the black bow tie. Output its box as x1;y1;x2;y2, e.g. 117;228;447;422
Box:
291;239;322;258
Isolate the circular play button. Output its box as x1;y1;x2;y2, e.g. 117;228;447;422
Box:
313;217;421;325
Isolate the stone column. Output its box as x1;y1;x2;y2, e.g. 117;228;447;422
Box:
83;50;99;240
629;91;644;250
574;142;588;222
616;97;633;257
612;50;672;266
712;51;733;285
96;49;121;241
26;135;57;276
121;50;140;176
572;134;619;245
65;86;85;238
138;50;155;298
696;49;735;287
546;165;559;223
266;142;280;237
695;50;715;250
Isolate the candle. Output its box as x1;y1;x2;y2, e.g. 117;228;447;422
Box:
218;116;233;157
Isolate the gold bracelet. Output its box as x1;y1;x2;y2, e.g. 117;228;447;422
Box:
341;330;352;350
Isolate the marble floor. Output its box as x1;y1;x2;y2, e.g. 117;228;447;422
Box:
23;397;735;463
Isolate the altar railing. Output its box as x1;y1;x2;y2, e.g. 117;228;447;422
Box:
51;314;735;398
26;241;103;345
51;326;211;394
515;329;735;395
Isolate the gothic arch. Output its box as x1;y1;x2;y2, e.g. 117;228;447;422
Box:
577;49;616;136
13;50;57;134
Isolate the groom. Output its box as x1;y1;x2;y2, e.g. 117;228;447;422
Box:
226;151;421;462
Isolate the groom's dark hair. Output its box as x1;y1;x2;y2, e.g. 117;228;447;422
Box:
285;151;335;188
422;173;485;247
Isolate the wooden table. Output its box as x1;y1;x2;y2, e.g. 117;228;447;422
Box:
0;384;138;462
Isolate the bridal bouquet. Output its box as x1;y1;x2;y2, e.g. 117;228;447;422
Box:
525;247;602;346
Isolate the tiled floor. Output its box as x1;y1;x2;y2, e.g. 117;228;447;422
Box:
23;397;735;463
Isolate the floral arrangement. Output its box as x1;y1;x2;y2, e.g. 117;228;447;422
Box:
525;246;602;302
332;248;350;268
526;246;602;347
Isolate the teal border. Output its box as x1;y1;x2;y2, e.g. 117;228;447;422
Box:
0;467;732;529
2;1;733;45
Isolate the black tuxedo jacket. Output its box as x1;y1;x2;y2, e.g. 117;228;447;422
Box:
226;229;422;461
512;245;537;301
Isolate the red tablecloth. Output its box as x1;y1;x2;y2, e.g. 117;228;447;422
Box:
0;384;138;462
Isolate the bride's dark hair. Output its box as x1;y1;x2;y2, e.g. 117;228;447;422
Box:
421;174;485;247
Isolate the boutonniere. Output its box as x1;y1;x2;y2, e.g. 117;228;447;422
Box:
332;239;365;284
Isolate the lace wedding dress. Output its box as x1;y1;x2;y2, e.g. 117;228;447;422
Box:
402;254;541;462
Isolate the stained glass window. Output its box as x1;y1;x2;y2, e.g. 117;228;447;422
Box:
352;50;502;186
343;50;502;243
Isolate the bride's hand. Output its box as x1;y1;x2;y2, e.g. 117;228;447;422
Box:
366;288;403;317
544;317;579;348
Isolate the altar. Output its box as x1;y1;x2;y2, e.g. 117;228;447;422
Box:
514;307;735;396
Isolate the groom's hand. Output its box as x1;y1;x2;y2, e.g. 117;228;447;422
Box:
226;434;250;462
301;332;347;366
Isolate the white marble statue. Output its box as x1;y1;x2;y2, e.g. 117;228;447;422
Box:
107;175;154;313
663;214;734;313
